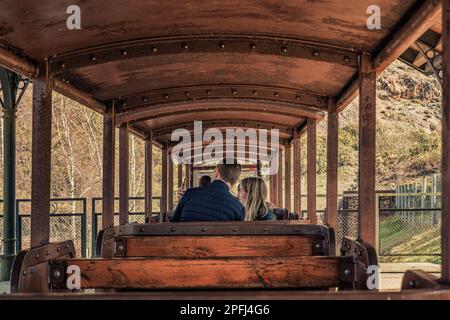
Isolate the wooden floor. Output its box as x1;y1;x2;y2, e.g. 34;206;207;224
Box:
379;262;440;291
0;263;440;295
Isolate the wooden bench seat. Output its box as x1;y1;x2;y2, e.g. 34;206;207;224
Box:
10;222;382;293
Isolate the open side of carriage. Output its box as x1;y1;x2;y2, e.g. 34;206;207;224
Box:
1;0;450;298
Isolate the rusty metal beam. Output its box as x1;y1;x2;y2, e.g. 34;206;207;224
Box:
0;46;38;79
358;54;377;251
153;120;293;142
160;144;169;220
30;61;52;247
336;75;359;112
52;79;104;113
168;155;174;212
293;132;302;215
185;164;192;188
326;99;339;232
117;85;328;111
442;0;450;284
373;0;442;72
277;149;283;208
50;35;358;72
144;133;153;222
307;118;317;224
119;123;129;225
117;100;325;125
284;143;292;213
102;102;116;231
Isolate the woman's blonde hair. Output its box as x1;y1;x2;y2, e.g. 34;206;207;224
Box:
239;177;270;221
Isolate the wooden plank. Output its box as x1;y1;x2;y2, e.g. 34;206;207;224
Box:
307;118;317;224
30;61;52;247
119;123;129;225
119;235;316;257
144;134;153;221
284;143;292;212
293;132;302;215
102;102;115;230
442;0;450;284
60;256;340;289
358;54;377;251
326;100;339;231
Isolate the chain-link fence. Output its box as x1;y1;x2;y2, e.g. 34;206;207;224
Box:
0;198;87;257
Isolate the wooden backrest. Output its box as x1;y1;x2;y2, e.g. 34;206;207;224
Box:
97;221;336;258
10;236;378;292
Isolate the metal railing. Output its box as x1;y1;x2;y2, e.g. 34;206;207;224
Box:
0;193;443;262
1;198;87;257
90;196;161;254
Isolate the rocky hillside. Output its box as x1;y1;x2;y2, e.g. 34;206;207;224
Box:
314;60;442;195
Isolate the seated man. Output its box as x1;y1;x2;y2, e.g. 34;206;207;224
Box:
170;159;245;222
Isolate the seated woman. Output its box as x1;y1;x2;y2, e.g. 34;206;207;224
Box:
238;177;277;221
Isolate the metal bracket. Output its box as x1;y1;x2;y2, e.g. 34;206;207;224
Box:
415;41;442;87
115;238;128;257
339;237;378;290
0;68;29;110
10;240;76;293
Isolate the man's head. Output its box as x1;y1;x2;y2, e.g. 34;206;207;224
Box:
198;175;212;187
214;159;242;187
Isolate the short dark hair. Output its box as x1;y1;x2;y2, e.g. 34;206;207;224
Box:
199;175;212;187
216;159;242;186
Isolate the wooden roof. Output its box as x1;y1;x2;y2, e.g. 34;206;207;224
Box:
0;0;442;146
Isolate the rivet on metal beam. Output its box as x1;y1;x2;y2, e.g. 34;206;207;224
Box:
171;227;176;232
53;270;61;279
151;46;158;53
313;51;319;57
121;49;128;56
232;89;237;95
89;55;96;62
219;42;225;49
249;43;256;50
206;90;212;95
281;46;288;53
182;43;189;50
164;94;169;99
253;90;258;96
142;97;148;103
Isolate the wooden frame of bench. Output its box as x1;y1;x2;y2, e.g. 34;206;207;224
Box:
10;236;375;293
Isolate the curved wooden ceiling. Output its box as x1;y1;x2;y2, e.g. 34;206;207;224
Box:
0;0;428;146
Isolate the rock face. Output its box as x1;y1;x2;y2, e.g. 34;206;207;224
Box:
378;61;440;103
316;60;442;192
